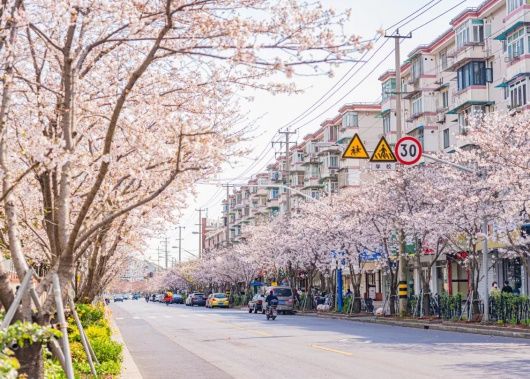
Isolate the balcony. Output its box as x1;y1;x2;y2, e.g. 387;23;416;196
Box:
447;86;492;115
302;154;321;165
303;177;322;189
407;75;436;92
505;54;530;83
266;197;279;209
446;43;489;71
316;143;341;156
320;166;339;180
404;112;437;134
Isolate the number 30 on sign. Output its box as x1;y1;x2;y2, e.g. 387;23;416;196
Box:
394;136;422;165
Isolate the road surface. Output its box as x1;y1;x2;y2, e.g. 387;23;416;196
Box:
112;301;530;379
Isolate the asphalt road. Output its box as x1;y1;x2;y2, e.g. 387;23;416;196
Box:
112;301;530;379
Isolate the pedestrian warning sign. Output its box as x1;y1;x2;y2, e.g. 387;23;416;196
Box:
342;133;369;159
370;136;396;162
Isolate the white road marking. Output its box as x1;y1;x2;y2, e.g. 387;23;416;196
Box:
115;317;124;320
133;316;141;320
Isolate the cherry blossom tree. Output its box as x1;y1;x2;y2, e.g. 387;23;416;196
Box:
0;1;376;375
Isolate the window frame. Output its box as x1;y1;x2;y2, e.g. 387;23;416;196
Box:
509;78;527;108
443;128;450;149
411;94;423;116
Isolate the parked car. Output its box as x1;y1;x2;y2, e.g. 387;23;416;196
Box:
266;286;294;314
132;293;141;300
171;294;184;304
206;293;229;308
154;293;165;302
185;293;206;306
113;295;124;302
248;293;266;314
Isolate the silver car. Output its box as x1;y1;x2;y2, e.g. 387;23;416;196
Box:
266;286;294;314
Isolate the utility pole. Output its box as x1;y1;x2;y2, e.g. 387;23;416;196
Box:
275;130;296;218
222;184;236;246
176;226;185;263
386;29;412;317
162;237;169;269
195;208;207;258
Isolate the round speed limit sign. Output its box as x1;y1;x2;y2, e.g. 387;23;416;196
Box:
394;136;422;165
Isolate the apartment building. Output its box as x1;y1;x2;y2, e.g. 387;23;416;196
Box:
385;0;528;296
206;0;529;296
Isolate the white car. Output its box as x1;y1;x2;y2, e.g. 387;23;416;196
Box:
155;294;164;302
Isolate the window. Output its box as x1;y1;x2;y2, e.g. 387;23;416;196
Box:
328;155;338;168
456;19;484;49
342;112;358;128
294;152;304;162
382;78;396;101
507;28;525;59
509;79;527;108
456;23;469;48
412;94;423;116
458;105;485;134
439;50;448;70
418;128;424;146
443;128;450;149
508;0;525;13
441;90;449;109
457;61;492;91
383;113;391;134
411;57;423;80
327;125;338;142
310;191;320;200
270;188;279;200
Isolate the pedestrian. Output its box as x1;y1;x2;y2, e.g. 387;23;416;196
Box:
345;289;352;298
490;282;500;295
501;281;513;294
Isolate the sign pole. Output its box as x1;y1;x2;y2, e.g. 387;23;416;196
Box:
337;267;343;313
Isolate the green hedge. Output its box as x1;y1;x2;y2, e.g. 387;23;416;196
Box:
45;302;122;378
489;293;530;325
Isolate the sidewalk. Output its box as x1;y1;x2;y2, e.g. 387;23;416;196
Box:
296;311;530;339
109;313;143;379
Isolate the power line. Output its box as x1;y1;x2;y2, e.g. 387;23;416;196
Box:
277;0;444;133
221;1;447;184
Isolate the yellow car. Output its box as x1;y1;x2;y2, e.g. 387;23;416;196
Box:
206;293;229;308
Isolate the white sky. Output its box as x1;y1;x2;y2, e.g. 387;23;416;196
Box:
146;0;485;265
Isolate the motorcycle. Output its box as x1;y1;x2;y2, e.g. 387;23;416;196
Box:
266;299;278;321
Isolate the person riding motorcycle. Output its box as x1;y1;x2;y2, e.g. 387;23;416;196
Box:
265;290;278;308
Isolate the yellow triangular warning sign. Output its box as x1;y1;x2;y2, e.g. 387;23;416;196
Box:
370;136;396;162
342;133;369;159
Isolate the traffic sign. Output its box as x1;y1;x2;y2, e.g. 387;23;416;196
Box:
370;136;396;162
394;136;422;165
370;162;396;171
342;133;369;159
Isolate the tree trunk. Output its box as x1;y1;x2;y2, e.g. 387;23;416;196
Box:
16;342;43;379
353;286;361;313
422;282;431;317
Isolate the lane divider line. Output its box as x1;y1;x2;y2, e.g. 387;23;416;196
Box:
309;344;352;356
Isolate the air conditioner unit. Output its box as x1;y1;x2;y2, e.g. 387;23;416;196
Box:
437;114;446;123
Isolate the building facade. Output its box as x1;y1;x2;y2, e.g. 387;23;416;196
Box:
205;0;530;298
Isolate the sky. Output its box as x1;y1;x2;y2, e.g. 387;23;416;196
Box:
146;0;485;265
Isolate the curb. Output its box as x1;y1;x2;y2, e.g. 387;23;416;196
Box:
296;312;530;339
109;314;143;379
